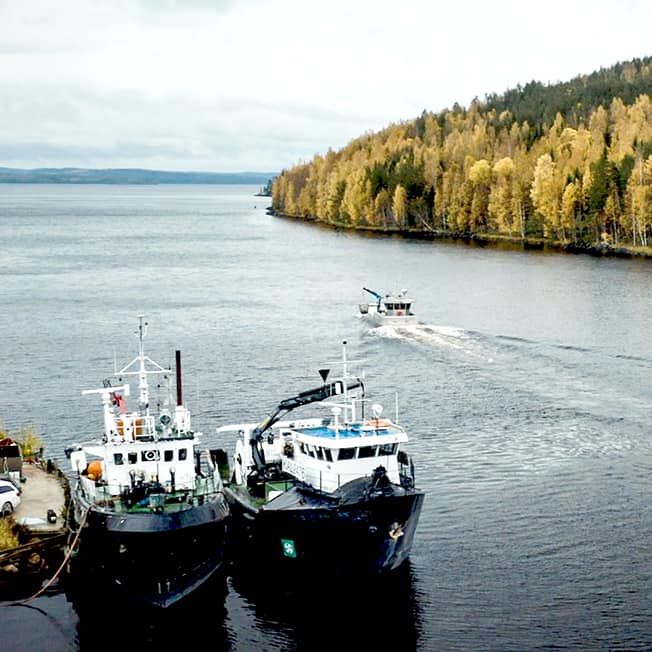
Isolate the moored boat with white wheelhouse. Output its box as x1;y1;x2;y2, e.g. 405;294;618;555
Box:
65;316;230;609
218;341;424;576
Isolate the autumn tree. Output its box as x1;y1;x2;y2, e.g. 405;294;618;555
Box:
531;154;561;239
489;156;515;234
392;185;408;227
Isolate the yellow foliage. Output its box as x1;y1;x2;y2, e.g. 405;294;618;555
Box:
493;157;515;177
0;518;21;550
468;159;491;184
270;90;652;248
0;423;43;459
392;185;408;225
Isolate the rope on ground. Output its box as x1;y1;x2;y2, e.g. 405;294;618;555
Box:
10;505;90;606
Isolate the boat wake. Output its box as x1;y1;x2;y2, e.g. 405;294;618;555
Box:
363;317;652;448
368;322;471;352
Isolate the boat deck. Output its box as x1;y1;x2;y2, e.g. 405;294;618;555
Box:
12;463;67;533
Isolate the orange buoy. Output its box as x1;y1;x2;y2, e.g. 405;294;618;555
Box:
87;460;102;481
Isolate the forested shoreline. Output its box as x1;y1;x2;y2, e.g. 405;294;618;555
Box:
271;56;652;257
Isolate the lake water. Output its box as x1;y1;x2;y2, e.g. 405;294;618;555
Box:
0;184;650;651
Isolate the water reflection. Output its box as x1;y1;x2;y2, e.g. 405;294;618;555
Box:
69;573;231;651
0;586;77;652
229;561;422;652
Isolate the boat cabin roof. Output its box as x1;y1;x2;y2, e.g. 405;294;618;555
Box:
284;421;408;447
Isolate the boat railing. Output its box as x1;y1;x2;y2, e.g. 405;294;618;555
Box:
111;414;157;440
105;415;197;443
79;472;224;512
297;464;404;495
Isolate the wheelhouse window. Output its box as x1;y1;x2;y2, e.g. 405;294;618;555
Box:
323;448;333;462
338;447;356;460
164;450;173;462
379;443;397;456
316;447;324;460
358;445;378;458
127;452;137;464
178;448;188;461
113;453;124;465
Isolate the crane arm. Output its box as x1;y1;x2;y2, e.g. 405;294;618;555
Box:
363;287;384;310
249;378;362;472
363;287;382;301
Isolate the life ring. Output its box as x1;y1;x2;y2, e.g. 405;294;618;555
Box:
144;450;156;461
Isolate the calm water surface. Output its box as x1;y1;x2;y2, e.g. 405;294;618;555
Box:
0;184;650;651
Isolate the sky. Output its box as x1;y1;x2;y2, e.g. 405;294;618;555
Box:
2;0;652;174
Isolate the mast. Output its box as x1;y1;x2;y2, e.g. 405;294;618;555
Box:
116;315;170;416
137;315;149;413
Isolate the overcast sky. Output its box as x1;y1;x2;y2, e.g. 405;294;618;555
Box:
2;0;651;173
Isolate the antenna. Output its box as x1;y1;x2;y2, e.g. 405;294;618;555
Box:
115;315;170;416
138;314;148;343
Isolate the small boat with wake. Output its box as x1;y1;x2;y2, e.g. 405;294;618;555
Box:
65;316;230;609
359;287;417;326
218;341;424;576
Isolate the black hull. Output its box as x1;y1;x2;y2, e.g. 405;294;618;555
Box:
225;479;424;577
68;492;230;609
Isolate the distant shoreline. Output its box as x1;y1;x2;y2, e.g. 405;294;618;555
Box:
0;167;277;185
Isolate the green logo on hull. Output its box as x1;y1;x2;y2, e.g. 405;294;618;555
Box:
281;539;297;558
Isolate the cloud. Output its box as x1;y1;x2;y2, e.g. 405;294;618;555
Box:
1;0;651;172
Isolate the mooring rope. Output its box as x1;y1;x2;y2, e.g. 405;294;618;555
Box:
10;504;90;606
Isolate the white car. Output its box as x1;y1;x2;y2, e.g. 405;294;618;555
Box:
0;479;21;516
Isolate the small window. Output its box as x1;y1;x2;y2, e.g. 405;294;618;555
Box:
164;450;173;462
299;442;306;455
113;453;124;465
338;447;356;460
358;445;377;458
306;445;315;458
323;448;333;462
316;447;324;460
128;452;137;464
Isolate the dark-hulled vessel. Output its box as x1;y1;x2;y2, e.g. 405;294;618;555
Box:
66;316;230;608
218;341;424;576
